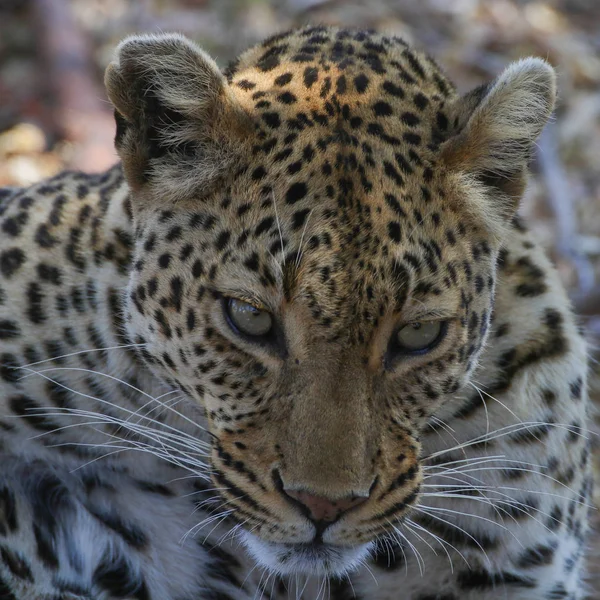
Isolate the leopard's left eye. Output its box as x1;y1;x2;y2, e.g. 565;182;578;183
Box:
225;298;273;337
393;321;447;354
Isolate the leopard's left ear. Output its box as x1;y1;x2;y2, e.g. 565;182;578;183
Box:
441;58;556;210
105;33;252;202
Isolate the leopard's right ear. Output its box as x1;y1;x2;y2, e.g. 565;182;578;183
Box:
105;33;251;202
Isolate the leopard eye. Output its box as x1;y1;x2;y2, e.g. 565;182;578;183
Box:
395;321;446;354
226;298;273;337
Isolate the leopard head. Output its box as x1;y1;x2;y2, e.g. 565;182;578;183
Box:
105;27;555;576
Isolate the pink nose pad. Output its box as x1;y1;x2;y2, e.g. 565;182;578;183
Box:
284;489;369;522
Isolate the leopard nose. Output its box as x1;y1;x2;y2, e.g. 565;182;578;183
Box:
284;488;369;523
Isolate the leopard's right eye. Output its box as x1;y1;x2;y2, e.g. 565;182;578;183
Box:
225;298;273;338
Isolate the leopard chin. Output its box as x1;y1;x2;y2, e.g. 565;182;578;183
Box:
240;530;373;577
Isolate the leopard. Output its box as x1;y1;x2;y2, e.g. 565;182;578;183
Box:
0;25;591;600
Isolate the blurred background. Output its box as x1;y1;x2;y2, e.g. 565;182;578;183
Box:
0;0;599;590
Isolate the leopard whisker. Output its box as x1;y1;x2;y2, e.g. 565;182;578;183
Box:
214;518;249;547
421;490;526;528
412;506;493;567
25;407;210;458
51;438;210;475
422;453;544;470
423;468;592;512
470;382;491;440
17;342;147;368
402;521;439;557
422;454;544;471
28;364;211;436
271;190;286;267
180;508;235;544
386;519;425;575
380;532;409;576
426;416;467;460
426;464;590;503
315;573;327;600
294;208;314;271
405;516;471;571
16;369;212;447
422;420;591;462
417;503;510;531
254;565;270;600
356;554;379;586
342;571;358;600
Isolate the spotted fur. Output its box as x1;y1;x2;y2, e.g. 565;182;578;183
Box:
0;26;590;599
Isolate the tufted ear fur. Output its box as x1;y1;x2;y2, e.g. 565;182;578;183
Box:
441;58;556;213
105;33;251;202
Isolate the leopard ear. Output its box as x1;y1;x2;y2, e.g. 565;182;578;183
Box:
441;58;556;211
105;33;251;201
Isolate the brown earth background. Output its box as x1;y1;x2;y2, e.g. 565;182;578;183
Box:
0;0;599;594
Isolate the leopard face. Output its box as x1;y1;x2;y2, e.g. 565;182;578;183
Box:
105;26;555;576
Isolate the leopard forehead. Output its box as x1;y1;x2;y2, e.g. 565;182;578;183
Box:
226;26;457;220
228;26;454;145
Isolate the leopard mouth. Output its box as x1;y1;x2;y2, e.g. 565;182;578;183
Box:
240;530;373;576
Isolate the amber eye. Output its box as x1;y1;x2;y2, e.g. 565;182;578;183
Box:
225;298;273;337
394;321;446;354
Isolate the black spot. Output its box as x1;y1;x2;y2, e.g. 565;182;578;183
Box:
383;162;404;186
291;208;311;231
354;73;369;93
388;222;402;243
287;160;302;175
0;486;18;535
414;514;498;551
37;263;62;285
400;111;420;126
395;152;413;175
244;253;260;272
547;583;569;598
9;395;61;432
89;508;148;549
192;259;205;278
403;132;421;146
165;225;182;242
262;112;281;129
413;92;429;110
373;101;393;116
26;282;46;324
285;182;308;205
215;231;231;251
303;66;318;88
0;354;20;384
170;277;183;312
278;91;297;104
508;423;551;444
436;111;449;131
569;377;583;400
0;248;25;277
0;320;20;339
457;569;535;590
35;224;58;248
382;80;404;97
0;546;33;581
516;542;557;568
187;308;196;332
255;217;274;237
158;253;171;269
236;79;255;90
274;72;293;86
93;551;149;600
